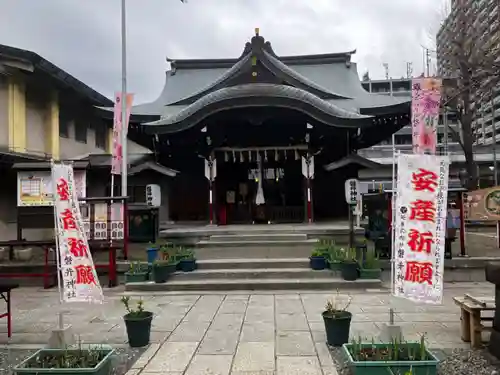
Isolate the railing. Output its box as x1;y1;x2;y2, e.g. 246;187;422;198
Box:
225;205;305;224
268;206;304;223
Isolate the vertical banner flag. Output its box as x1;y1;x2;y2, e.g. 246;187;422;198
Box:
111;92;134;175
52;162;104;303
393;154;449;304
411;78;442;154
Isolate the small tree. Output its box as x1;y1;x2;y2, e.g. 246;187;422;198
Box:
434;0;500;189
362;71;370;82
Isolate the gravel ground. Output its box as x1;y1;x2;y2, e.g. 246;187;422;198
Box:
0;346;146;375
330;346;500;375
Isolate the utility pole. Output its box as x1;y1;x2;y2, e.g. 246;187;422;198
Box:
120;0;128;200
406;62;413;79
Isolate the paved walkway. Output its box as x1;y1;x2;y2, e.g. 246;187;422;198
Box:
0;283;495;374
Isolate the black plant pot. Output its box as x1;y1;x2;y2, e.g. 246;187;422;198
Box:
180;258;196;272
153;264;176;283
322;310;352;347
176;256;186;271
341;261;359;281
310;256;326;270
124;311;153;348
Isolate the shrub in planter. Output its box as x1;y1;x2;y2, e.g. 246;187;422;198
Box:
121;296;153;348
343;335;439;375
152;248;177;283
179;248;196;272
125;261;149;283
322;290;352;347
327;245;345;272
310;249;326;270
359;249;382;280
14;345;114;375
341;248;360;281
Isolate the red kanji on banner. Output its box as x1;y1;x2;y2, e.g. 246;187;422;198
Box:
404;261;433;285
409;200;436;222
61;208;77;230
407;229;434;254
411;168;438;192
67;237;88;258
74;265;97;285
56;178;70;201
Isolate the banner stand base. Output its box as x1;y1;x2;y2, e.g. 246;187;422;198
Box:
47;325;75;349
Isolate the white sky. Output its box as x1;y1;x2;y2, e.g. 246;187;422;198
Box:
0;0;449;104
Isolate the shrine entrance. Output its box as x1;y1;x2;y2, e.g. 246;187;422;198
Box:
215;150;305;224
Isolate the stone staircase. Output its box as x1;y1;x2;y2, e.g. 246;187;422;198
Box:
124;258;383;292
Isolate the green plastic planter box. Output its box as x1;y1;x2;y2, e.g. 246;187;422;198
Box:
14;348;115;375
359;268;382;279
342;343;439;375
125;271;149;283
329;261;341;271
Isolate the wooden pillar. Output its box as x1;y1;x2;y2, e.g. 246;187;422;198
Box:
205;158;216;225
45;90;60;159
7;76;26;153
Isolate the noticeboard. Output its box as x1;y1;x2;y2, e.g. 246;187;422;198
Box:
17;170;86;207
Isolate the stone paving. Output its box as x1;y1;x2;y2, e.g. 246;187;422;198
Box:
0;282;495;374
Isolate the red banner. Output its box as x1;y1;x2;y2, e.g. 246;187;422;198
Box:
111;92;134;175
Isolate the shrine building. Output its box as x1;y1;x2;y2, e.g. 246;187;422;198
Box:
113;29;412;225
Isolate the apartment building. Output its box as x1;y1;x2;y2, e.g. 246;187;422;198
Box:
436;0;500;146
354;78;500;190
0;44;176;240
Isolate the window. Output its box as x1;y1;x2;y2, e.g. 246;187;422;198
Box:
74;120;87;143
95;125;107;149
58;111;70;138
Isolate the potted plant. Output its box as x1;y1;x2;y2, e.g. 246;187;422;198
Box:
322;290;352;347
14;246;32;262
343;335;439;375
360;249;382;279
310;248;326;270
124;261;149;283
341;247;360;281
14;343;114;375
152;248;176;283
328;246;345;271
121;296;153;348
179;248;196;272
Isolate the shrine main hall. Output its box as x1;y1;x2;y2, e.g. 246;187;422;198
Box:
115;29;411;225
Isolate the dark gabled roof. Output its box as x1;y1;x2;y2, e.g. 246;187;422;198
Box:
0;44;112;106
143;83;373;134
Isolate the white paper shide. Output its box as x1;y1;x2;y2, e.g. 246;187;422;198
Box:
52;162;104;303
393;154;449;304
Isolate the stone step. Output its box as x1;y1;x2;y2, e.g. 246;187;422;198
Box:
193;246;315;260
170;268;332;281
125;278;382;292
196;258;310;270
208;233;308;242
196;238;317;248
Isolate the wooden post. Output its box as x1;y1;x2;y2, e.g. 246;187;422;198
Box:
458;192;466;256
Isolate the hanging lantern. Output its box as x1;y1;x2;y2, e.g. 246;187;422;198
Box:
224;151;229;163
295;149;300;160
240;151;244;163
275;149;279;161
284;149;287;160
249;150;252;162
264;150;268;162
232;150;236;162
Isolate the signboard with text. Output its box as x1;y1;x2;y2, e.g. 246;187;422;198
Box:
52;162;103;303
393;154;449;304
17;170;86;207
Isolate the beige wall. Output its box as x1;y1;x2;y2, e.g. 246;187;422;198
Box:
0;77;8;146
25;85;47;156
59;120;107;159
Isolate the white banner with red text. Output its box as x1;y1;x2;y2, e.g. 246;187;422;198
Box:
52;162;104;303
111;92;134;175
393;154;449;304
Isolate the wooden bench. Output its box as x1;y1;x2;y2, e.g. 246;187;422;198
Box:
453;294;496;348
0;281;19;337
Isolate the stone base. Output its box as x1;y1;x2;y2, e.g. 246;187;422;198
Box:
47;325;75;349
379;323;403;342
